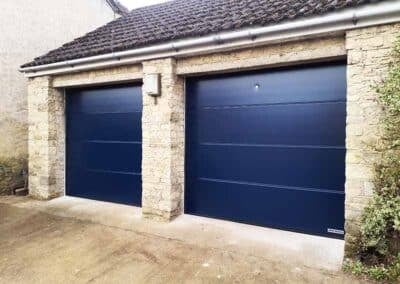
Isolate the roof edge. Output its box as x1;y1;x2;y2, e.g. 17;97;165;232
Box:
106;0;129;15
20;1;400;78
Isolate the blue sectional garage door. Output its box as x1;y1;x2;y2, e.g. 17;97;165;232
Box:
185;62;346;238
66;84;142;206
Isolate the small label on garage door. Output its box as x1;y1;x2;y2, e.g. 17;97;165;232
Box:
327;228;344;235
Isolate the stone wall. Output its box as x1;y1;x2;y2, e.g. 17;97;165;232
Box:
52;65;142;88
28;76;65;199
344;23;400;254
142;59;185;220
177;37;346;75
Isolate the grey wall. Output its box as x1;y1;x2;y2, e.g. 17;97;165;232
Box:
0;0;117;193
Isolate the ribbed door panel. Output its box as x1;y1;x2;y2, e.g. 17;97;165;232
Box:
185;63;346;238
66;84;142;206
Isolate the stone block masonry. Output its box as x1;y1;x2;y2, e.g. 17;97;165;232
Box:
141;58;185;221
344;23;400;254
176;37;346;75
28;76;65;199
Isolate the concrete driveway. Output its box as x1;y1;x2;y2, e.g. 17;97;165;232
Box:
0;196;366;283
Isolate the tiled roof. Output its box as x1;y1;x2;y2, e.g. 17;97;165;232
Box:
22;0;383;68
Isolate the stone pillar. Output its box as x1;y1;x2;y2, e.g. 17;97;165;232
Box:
141;58;185;221
344;23;400;254
27;76;65;199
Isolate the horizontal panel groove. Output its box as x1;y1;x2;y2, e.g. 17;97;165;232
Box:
87;169;142;176
188;100;346;110
185;63;346;237
198;177;344;194
66;85;143;206
199;143;345;149
85;140;142;144
68;111;142;115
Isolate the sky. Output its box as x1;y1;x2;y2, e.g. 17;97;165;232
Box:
119;0;169;10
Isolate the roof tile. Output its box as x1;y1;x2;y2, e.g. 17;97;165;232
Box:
22;0;384;68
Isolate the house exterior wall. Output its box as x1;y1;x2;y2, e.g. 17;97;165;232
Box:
142;59;185;220
344;23;400;254
26;23;399;255
176;37;346;75
52;65;142;88
27;76;65;200
0;0;117;194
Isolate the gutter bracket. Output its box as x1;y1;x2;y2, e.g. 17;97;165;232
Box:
352;13;358;26
171;43;179;53
213;35;224;45
248;31;257;41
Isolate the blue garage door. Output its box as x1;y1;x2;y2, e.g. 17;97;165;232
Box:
185;62;346;238
66;84;142;206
